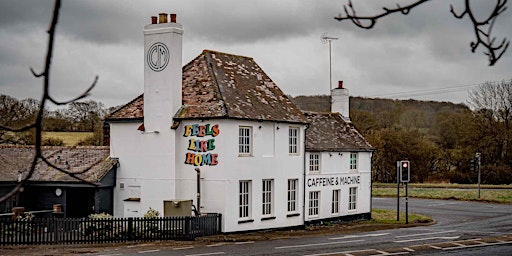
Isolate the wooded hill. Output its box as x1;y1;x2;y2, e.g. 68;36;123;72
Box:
291;95;512;185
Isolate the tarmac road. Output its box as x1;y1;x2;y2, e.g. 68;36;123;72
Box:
5;197;512;255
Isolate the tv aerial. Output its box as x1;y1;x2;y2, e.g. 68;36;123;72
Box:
321;33;339;91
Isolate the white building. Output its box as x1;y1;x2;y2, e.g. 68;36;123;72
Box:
106;13;372;232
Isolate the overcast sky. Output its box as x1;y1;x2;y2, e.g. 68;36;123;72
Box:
1;0;511;108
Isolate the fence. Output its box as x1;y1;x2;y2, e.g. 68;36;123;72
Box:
0;213;222;245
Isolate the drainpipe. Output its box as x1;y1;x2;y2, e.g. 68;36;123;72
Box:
195;167;201;215
302;124;310;226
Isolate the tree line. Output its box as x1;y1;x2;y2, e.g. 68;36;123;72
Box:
293;80;512;185
0;94;114;146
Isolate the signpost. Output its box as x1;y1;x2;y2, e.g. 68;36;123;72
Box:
399;160;410;224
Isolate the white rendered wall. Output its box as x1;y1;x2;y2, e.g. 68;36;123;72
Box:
175;119;306;232
305;151;372;222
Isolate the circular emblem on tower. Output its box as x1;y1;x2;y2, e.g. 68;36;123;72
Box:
147;42;170;72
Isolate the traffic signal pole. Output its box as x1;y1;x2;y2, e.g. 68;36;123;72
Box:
396;161;400;221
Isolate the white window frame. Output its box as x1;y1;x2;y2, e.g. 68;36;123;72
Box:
349;187;357;211
350;152;358;171
287;179;298;213
332;189;340;214
309;153;320;172
289;127;299;155
308;191;320;217
239;180;251;219
262;179;274;216
239;126;252;156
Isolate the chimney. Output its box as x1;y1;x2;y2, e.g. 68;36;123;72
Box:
143;13;183;131
331;80;350;120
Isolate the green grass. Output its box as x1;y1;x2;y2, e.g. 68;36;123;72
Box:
370;208;432;224
373;184;512;204
42;132;94;146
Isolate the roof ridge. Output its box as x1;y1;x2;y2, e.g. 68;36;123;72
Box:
202;49;254;60
106;94;143;119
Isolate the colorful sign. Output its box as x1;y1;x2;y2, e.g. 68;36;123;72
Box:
183;124;219;166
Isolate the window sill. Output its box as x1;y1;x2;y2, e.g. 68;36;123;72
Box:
238;154;253;157
261;216;276;221
238;219;254;224
287;213;300;218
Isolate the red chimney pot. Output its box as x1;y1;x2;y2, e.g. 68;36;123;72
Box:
151;16;157;24
170;14;177;23
338;81;344;89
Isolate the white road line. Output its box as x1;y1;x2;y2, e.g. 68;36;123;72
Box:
97;254;123;256
403;247;415;252
395;230;456;238
207;243;227;247
395;236;460;243
185;252;225;256
304;249;375;256
235;241;254;245
427;202;460;207
139;249;160;254
330;232;390;240
442;240;512;250
275;239;364;250
173;246;195;250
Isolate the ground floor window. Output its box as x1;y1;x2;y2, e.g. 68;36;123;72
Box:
308;191;320;216
287;179;298;213
349;187;357;210
332;189;340;214
262;179;273;216
239;180;251;219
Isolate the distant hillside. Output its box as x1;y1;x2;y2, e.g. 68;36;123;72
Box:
290;95;470;132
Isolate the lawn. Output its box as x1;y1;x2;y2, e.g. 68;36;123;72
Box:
42;132;94;146
373;183;512;204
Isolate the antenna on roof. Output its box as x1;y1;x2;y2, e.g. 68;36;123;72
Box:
321;33;339;92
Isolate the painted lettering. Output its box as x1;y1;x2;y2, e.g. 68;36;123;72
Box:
307;175;361;187
184;123;220;167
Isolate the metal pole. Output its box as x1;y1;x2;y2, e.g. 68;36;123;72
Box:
405;182;409;224
476;153;481;198
195;167;201;215
328;40;332;91
397;161;400;221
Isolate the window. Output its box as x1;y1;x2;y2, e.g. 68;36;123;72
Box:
239;126;252;156
289;127;299;154
239;180;251;219
287;179;298;212
350;152;358;170
308;191;320;216
309;153;320;172
349;187;357;211
332;189;340;214
262;179;273;216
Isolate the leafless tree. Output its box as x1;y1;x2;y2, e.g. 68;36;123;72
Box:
0;0;99;204
335;0;509;66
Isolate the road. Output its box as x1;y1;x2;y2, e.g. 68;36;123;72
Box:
89;198;512;255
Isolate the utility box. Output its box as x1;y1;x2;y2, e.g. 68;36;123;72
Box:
163;200;193;217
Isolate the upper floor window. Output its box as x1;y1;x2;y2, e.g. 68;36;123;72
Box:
309;153;320;172
350;152;358;170
289;127;299;155
239;126;252;156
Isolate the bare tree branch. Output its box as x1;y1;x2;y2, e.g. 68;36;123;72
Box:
335;0;509;66
0;0;99;204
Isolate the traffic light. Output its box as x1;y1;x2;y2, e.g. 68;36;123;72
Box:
400;160;410;182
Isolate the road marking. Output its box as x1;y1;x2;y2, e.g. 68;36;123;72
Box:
304;249;375;256
127;243;153;248
330;232;390;240
97;254;122;256
207;243;227;247
235;241;254;245
139;249;160;254
395;236;460;243
173;246;195;250
442;240;512;251
427;202;460;207
395;230;456;238
275;239;364;249
185;252;225;256
403;247;415;252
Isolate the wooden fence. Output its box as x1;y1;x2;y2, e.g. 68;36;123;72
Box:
0;214;222;245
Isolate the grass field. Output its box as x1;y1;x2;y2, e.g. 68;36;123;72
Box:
370;208;432;224
373;183;512;204
42;132;93;146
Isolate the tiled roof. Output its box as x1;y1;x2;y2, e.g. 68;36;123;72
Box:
0;145;117;183
304;112;373;152
106;50;307;124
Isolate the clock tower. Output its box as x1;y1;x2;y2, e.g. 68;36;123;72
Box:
143;13;183;131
